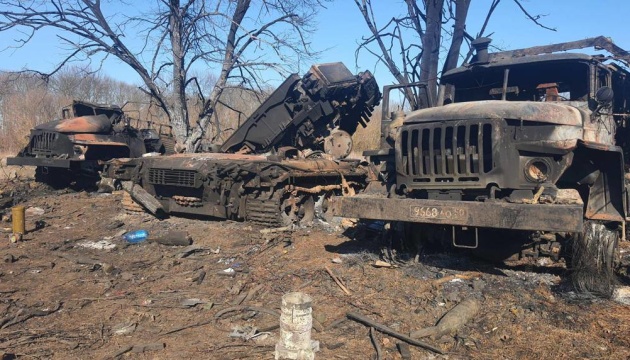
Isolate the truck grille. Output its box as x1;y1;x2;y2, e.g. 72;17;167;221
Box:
148;168;197;187
31;131;57;154
400;122;494;181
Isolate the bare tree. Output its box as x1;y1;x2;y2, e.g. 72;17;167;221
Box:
0;0;325;152
354;0;555;105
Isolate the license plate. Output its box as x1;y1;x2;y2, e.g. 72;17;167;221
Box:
409;205;468;220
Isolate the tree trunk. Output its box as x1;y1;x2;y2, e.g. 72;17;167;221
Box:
419;0;444;106
184;0;251;153
169;0;190;147
441;0;471;101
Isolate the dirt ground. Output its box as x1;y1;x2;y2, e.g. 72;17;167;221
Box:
1;169;630;360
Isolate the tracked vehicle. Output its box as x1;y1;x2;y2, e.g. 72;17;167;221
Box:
333;37;630;295
7;100;173;187
102;62;380;225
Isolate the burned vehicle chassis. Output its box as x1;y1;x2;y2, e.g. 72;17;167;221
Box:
7;100;173;187
105;154;365;226
102;62;381;226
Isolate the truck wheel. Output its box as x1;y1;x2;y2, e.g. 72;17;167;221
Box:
570;220;619;297
34;167;72;189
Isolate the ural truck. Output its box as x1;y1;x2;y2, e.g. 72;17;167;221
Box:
7;100;173;187
333;37;630;296
101;62;381;225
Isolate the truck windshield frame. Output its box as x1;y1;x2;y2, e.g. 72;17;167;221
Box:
445;60;591;104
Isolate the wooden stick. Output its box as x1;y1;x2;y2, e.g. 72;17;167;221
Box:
162;319;214;336
214;305;280;319
346;311;444;355
326;317;347;330
325;266;351;296
370;327;382;360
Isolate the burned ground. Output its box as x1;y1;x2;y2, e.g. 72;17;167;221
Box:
0;172;630;359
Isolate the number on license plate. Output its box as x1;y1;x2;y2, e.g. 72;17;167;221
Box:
409;206;467;220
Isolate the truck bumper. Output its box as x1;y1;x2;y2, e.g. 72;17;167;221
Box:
6;157;72;169
332;195;584;233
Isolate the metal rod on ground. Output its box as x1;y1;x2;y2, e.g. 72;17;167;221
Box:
346;311;444;355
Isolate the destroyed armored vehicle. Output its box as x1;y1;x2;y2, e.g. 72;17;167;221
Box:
8;100;173;187
334;37;630;295
102;62;380;225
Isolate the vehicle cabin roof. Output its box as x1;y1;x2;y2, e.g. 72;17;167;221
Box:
62;100;123;120
442;52;596;80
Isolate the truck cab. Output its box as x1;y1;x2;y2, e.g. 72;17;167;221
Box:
336;37;630;296
7;100;173;187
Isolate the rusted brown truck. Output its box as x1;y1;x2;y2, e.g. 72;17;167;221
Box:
333;37;630;296
101;62;381;225
7;100;173;187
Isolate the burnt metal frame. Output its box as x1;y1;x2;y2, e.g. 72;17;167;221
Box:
333;195;583;233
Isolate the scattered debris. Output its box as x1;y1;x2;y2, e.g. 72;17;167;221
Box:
215;305;280;319
229;325;271;341
191;269;206;285
77;239;117;250
218;268;236;276
410;298;481;339
0;302;62;329
112;342;165;357
25;206;45;216
370;327;382;360
181;298;206;308
149;230;192;246
176;245;206;259
397;342;411;360
121;181;164;217
613;286;630;305
346;311;443;354
260;226;293;235
432;272;482;288
373;260;393;268
56;252;101;267
112;322;137;336
325;266;351;296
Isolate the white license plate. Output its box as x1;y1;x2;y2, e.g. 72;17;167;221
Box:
409;205;468;220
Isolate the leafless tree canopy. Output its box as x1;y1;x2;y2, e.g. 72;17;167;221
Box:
354;0;555;105
0;0;326;152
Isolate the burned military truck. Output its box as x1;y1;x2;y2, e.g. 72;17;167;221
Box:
334;37;630;295
102;62;380;225
7;100;173;187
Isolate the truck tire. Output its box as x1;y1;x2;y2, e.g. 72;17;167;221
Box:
570;220;619;297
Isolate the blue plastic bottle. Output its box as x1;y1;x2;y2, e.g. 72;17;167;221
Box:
123;230;149;244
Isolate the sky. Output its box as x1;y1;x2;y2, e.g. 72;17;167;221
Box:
0;0;628;89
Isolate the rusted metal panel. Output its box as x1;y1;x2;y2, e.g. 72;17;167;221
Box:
487;36;630;66
334;195;584;233
38;115;113;134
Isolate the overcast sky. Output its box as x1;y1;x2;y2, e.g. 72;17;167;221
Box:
0;0;628;87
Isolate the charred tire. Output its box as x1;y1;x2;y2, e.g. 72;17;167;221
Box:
34;167;72;189
569;220;619;297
